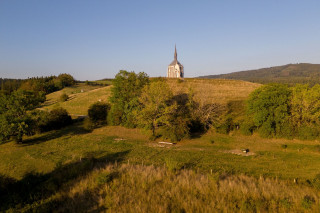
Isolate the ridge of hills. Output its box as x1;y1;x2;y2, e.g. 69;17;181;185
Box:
199;63;320;85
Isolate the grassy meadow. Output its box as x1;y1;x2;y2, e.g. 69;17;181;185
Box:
42;83;111;115
2;78;320;212
167;78;261;104
1;124;320;212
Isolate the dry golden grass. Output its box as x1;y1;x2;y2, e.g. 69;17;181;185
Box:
26;163;320;213
43;84;111;115
166;78;261;105
41;78;260;116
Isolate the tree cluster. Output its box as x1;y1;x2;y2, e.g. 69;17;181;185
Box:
107;71;222;142
0;74;76;95
242;83;320;139
0;90;72;143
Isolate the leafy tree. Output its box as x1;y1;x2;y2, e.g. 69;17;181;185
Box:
291;84;320;127
0;90;46;143
137;81;190;141
290;84;320;139
88;102;110;124
57;73;76;87
108;70;149;127
247;84;291;138
44;108;72;131
137;81;175;136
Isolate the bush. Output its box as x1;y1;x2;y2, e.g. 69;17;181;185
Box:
298;125;320;140
83;118;95;131
301;195;315;209
311;173;320;190
88;102;110;125
216;117;233;134
40;108;72;131
240;119;256;136
60;93;68;102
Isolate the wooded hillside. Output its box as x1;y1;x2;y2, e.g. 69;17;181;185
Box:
200;63;320;85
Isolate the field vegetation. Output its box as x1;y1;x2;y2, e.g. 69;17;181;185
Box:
1;124;320;212
2;71;320;212
43;83;111;115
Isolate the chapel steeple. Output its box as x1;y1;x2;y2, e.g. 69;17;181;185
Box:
174;45;177;61
167;45;184;78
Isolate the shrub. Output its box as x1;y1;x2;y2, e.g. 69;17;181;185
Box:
83;117;95;131
297;125;320;140
240;119;256;136
216;117;233;134
40;108;72;131
301;195;315;209
311;173;320;190
60;93;68;102
88;102;110;125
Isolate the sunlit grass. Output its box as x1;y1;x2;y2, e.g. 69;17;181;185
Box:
42;83;111;115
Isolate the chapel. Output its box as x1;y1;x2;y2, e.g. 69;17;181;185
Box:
167;46;184;78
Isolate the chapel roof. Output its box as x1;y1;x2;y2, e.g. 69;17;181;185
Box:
168;45;183;66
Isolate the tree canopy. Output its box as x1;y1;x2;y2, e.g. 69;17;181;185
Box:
0;90;46;142
108;70;149;127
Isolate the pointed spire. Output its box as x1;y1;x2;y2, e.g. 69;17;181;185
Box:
174;44;177;61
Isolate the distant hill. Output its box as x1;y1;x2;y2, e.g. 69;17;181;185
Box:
199;63;320;85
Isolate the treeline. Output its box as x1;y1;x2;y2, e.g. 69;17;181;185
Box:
0;73;76;94
0;90;72;143
238;83;320;140
201;63;320;86
98;71;320;141
0;73;76;143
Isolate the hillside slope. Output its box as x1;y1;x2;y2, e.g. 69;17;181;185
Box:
200;63;320;85
42;83;111;115
167;78;260;104
41;79;260;116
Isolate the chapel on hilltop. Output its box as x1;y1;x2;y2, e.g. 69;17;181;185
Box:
167;45;184;78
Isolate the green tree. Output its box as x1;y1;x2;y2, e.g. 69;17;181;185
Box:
57;73;76;87
247;84;291;138
291;84;320;139
137;81;190;141
88;102;110;124
291;84;320;127
0;90;46;143
108;70;149;127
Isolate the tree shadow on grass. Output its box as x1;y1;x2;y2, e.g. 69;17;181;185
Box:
0;150;131;212
22;121;91;146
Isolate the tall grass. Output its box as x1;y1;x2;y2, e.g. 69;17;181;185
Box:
21;163;320;212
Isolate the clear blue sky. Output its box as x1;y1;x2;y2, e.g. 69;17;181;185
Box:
1;0;320;80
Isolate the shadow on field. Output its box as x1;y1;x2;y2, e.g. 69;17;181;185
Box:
22;122;90;146
0;150;131;212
